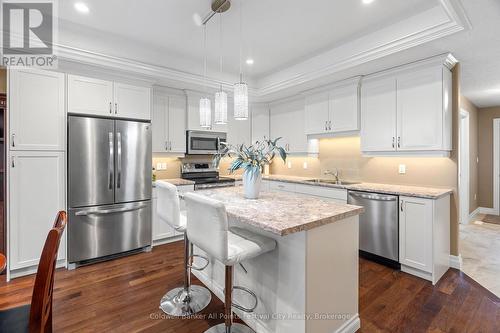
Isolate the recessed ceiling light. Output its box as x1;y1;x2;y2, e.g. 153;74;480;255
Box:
246;58;254;65
362;0;375;4
74;2;89;14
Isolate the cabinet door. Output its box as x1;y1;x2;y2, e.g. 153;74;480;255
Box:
9;151;66;270
168;95;187;153
114;83;151;120
399;196;432;273
330;84;359;132
227;100;251;147
304;93;329;135
152;95;168;152
251;104;269;143
397;67;443;151
68;75;113;117
270;99;308;153
10;69;65;151
152;192;175;241
360;76;397;152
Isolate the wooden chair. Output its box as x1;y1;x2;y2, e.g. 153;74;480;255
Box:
0;211;67;333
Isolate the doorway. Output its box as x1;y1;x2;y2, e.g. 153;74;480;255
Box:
459;110;470;224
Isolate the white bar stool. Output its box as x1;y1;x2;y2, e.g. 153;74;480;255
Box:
156;181;212;316
185;192;277;333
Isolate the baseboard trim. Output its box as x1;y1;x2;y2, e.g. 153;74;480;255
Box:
469;208;480;223
479;207;499;215
450;254;462;270
334;314;360;333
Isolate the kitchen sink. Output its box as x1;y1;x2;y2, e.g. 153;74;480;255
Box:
305;179;361;186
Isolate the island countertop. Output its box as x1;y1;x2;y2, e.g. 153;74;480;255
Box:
195;186;364;236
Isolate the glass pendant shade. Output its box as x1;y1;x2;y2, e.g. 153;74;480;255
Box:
199;97;212;128
233;82;248;120
214;90;228;124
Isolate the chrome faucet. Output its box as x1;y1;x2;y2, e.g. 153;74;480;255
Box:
324;168;340;183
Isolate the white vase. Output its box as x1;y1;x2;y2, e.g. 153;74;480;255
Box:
242;169;262;199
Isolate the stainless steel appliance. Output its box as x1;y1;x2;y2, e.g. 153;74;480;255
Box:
347;190;400;268
68;116;152;264
181;162;235;190
186;130;226;155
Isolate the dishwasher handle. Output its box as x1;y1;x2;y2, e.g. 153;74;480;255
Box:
348;191;398;202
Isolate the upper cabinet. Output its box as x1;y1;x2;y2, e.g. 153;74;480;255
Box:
304;78;360;135
186;92;227;132
360;55;454;155
251;103;270;144
152;91;186;153
227;98;251;146
68;74;151;120
9;68;66;151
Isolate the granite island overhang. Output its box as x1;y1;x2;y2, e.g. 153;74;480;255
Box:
189;186;364;333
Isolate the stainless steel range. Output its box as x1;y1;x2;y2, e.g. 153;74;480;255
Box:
181;162;235;190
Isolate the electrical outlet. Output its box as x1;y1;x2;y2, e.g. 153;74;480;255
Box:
399;164;406;174
156;163;162;170
303;161;308;169
287;161;292;169
161;163;167;170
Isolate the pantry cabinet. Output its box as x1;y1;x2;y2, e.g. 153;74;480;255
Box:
360;55;455;155
9;69;66;151
152;91;186;153
68;74;151;120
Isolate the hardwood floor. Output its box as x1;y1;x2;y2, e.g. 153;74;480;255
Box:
0;241;499;332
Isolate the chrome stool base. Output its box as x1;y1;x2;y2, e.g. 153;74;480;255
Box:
160;285;212;317
205;323;254;333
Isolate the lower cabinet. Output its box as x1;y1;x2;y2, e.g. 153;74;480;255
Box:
152;184;194;245
399;195;450;284
9;151;66;272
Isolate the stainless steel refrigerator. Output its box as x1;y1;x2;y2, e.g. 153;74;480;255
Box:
68;116;152;264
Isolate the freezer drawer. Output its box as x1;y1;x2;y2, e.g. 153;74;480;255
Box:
68;201;152;263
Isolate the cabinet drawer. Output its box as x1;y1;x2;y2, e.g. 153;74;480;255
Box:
268;181;296;193
294;184;347;202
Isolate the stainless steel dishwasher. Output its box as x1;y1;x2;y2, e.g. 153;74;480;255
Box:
348;190;400;268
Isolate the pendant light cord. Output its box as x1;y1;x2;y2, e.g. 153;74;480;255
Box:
219;12;223;90
203;24;208;96
239;0;243;83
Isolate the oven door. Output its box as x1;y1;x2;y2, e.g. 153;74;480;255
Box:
187;131;226;155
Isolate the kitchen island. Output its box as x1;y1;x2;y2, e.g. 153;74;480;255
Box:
190;186;364;333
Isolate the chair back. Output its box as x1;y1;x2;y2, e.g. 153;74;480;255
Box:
184;193;229;262
29;211;67;333
156;181;182;229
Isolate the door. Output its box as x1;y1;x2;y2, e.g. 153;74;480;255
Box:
397;67;443;151
360;76;397;152
114;83;151;120
9;151;66;269
399;196;432;272
68;201;152;262
330;84;359;133
304;92;329;135
114;120;152;203
68;75;113;117
9;68;65;151
68;116;115;207
152;95;168;152
168;95;187;153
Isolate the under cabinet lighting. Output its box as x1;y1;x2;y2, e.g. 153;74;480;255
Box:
74;2;89;13
362;0;375;4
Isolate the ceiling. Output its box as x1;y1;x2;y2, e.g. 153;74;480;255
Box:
55;0;500;108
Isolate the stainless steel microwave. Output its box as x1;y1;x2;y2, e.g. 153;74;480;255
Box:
186;130;227;155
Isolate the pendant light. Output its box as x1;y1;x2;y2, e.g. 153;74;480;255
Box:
200;24;212;129
214;13;227;124
233;0;248;120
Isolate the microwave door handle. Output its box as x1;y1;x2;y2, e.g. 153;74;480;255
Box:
117;132;122;189
108;132;114;190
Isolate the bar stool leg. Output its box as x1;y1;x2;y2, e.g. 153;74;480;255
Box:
160;233;212;316
205;266;254;333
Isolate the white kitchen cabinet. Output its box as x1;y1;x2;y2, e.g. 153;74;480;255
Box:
399;195;450;285
68;74;151;120
360;76;397;152
152;92;186;153
304;92;329;135
251;104;270;144
227;103;251;146
186;93;227;132
9;151;66;271
9;68;65;151
68;75;114;117
270;98;309;153
360;55;455;155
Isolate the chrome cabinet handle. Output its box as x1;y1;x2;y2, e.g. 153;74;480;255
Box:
117;132;122;189
115;103;118;115
108;132;114;190
392;137;395;149
400;201;404;212
11;134;15;147
169;141;172;150
11;157;15;168
325;121;328;131
165;140;169;151
109;102;112;114
329;120;332;131
398;136;401;148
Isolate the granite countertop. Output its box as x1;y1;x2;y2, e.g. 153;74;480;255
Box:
228;174;453;199
154;178;195;187
194;186;364;236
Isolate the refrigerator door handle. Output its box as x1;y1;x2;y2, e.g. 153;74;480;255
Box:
75;203;148;216
117;132;122;189
108;132;114;190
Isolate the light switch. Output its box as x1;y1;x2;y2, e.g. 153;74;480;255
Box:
156;163;163;170
303;161;308;169
399;164;406;174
